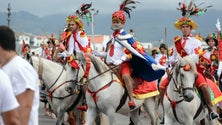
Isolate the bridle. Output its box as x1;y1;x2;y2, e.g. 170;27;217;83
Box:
168;62;194;96
32;56;80;102
165;62;195;123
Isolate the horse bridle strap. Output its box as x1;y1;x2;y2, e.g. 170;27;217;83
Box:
87;80;118;103
165;91;184;123
83;53;91;78
47;80;76;102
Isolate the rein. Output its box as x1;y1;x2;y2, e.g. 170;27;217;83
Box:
72;55;118;85
84;66;118;84
165;92;184;122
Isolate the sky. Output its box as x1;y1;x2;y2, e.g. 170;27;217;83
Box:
1;0;222;17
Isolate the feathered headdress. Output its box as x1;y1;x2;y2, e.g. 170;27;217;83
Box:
112;0;138;24
76;3;92;25
174;0;212;30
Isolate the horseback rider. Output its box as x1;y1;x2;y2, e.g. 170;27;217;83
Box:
94;0;165;109
57;15;92;60
159;13;219;122
56;15;92;111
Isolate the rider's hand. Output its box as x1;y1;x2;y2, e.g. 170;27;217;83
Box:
93;50;107;58
113;59;123;65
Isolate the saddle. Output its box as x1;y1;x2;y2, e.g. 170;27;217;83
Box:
111;65;159;99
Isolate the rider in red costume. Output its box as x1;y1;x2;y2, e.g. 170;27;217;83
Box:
159;2;219;123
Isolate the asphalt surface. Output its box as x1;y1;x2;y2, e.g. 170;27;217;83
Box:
39;102;222;125
38;102;133;125
39;103;56;125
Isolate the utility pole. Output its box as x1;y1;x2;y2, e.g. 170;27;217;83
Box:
7;3;11;27
164;27;167;43
90;8;99;50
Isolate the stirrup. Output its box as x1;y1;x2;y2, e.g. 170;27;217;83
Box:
128;100;136;110
76;105;88;111
209;112;219;120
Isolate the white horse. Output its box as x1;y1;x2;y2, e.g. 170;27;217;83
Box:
30;55;85;125
163;56;216;125
65;52;160;125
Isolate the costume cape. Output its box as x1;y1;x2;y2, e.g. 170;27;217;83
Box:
117;31;165;82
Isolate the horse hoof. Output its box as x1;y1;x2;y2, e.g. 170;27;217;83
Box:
51;113;56;119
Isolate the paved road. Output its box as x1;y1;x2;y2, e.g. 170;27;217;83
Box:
38;102;134;125
39;103;56;125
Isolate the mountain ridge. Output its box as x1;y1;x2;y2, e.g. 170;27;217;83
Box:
0;9;221;46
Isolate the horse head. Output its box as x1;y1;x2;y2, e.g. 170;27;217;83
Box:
171;56;198;102
66;51;115;92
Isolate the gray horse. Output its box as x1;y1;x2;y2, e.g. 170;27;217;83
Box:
163;56;217;125
65;52;160;125
30;55;84;125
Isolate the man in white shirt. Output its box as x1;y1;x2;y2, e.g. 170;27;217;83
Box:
0;69;20;125
0;25;39;125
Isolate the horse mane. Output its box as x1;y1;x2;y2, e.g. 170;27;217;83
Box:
88;53;109;74
74;52;109;74
31;55;64;69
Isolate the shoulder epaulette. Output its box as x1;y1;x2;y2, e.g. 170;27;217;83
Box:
174;36;182;42
80;31;86;38
66;31;72;37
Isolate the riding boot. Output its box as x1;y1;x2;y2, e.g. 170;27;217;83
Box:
76;85;88;111
122;75;136;109
200;85;219;120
